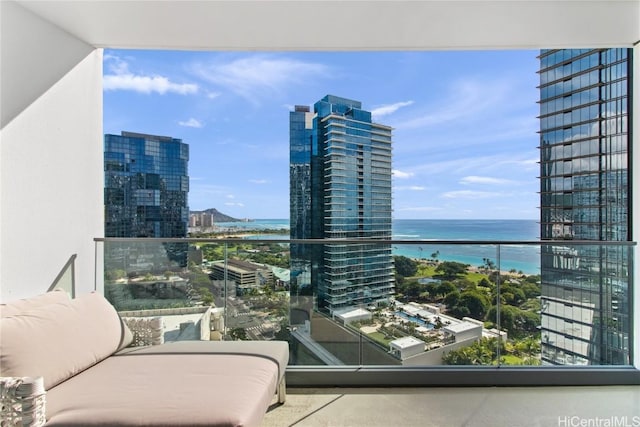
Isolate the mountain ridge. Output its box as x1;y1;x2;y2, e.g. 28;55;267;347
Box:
189;208;242;222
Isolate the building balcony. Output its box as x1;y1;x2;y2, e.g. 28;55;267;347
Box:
2;1;639;424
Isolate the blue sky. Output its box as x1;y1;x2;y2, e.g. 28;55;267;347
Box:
103;50;540;220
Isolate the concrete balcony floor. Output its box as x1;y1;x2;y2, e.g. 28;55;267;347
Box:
263;386;640;426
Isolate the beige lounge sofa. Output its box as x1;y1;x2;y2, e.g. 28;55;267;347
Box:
0;290;289;426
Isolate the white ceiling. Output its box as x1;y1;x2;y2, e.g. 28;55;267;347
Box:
16;0;640;51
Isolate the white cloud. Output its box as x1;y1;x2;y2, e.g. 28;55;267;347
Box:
393;169;414;179
460;176;512;185
393;79;510;130
395;185;426;191
371;101;414;119
191;55;330;103
103;55;198;95
441;190;502;199
207;91;221;99
225;202;245;207
178;118;203;128
249;179;268;184
407;152;539;177
226;194;235;199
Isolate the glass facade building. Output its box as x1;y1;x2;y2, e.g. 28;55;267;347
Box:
290;95;395;314
538;49;632;365
104;131;189;239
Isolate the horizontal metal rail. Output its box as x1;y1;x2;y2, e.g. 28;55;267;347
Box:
94;237;637;246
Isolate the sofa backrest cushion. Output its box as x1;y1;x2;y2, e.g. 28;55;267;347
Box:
0;289;70;318
0;292;126;389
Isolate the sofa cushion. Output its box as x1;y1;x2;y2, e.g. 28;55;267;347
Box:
0;289;69;318
116;340;289;387
116;317;134;352
0;292;125;389
45;341;288;426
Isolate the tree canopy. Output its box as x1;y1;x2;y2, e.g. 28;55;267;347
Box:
434;261;469;279
448;290;490;320
394;255;418;277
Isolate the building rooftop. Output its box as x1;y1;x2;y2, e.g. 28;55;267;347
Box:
443;321;482;335
390;336;424;350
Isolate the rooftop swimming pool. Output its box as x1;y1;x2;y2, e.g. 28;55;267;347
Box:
395;311;435;330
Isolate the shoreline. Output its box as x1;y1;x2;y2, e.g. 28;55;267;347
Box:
190;229;540;276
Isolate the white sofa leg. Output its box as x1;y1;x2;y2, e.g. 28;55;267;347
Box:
277;377;286;404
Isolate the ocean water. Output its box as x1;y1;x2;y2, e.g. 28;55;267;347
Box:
392;219;540;275
225;218;541;275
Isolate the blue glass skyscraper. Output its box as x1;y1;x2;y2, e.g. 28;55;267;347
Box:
538;49;632;365
290;95;394;314
104;131;189;238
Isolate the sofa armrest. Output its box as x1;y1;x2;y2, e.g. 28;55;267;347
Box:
121;317;164;347
0;376;46;427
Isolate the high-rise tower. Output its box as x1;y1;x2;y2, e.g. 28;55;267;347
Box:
104;131;189;239
538;49;632;365
290;95;395;314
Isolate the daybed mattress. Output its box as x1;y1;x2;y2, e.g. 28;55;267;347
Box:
45;341;289;427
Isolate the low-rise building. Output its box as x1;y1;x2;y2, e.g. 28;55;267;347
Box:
334;307;373;325
209;259;273;295
390;336;425;360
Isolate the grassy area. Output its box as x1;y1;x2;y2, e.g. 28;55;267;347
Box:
366;331;395;347
412;264;490;284
415;264;438;277
500;354;525;365
465;271;489;284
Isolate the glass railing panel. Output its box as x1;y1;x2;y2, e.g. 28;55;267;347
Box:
102;239;224;342
392;243;502;366
96;238;634;368
537;242;632;366
48;253;77;298
493;244;542;366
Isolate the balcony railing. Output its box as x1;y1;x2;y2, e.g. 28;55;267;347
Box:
94;237;639;386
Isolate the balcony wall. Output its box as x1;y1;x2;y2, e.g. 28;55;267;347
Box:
0;1;103;300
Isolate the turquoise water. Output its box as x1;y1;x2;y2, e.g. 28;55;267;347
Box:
229;218;541;275
395;311;435;329
392;219;540;275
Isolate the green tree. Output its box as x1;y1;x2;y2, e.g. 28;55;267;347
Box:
443;290;460;307
521;281;541;299
435;261;469;279
397;279;421;299
515;336;541;359
478;277;493;289
394;256;418;277
442;338;503;365
437;281;457;296
198;287;214;306
482;257;496;271
425;282;439;297
455;278;476;291
189;270;212;287
229;327;248;340
487;305;540;338
451;290;490;319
